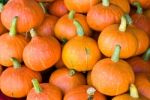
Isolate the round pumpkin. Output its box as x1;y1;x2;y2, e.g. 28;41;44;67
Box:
129;0;150;9
0;58;42;98
27;79;62;100
64;85;106;100
91;45;135;96
1;0;45;33
23;28;61;71
49;68;86;94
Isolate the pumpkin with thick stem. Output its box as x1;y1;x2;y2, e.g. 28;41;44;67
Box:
23;28;61;71
64;85;106;100
0;58;42;98
1;0;45;33
129;0;150;9
49;68;86;94
91;45;135;96
0;17;27;67
27;79;62;100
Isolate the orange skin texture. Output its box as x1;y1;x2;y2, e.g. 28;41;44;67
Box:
64;0;99;13
91;58;135;96
98;24;138;59
87;3;124;31
55;14;91;41
0;33;28;67
129;0;150;9
0;14;7;34
0;66;42;98
36;0;54;2
48;0;68;17
62;36;101;71
64;85;106;100
127;57;150;73
23;36;61;71
144;9;150;18
36;14;58;37
27;83;62;100
135;73;150;99
87;71;93;86
49;68;86;94
1;0;44;33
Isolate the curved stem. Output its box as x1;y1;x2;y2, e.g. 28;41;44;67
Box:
68;10;76;20
32;79;42;93
124;14;133;25
132;2;143;14
10;57;21;69
0;3;3;12
30;28;37;38
119;16;127;32
111;45;121;63
68;69;76;76
102;0;110;7
9;16;18;37
73;19;84;36
130;84;139;98
142;48;150;61
39;2;46;14
87;87;96;100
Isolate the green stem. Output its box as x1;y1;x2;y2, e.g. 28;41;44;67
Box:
68;69;76;76
130;84;139;98
32;79;42;93
132;2;143;14
73;19;84;36
0;3;3;12
142;48;150;61
10;57;21;69
87;87;96;100
30;28;37;38
39;2;46;14
9;16;18;37
111;45;121;63
102;0;110;7
119;16;127;32
124;14;133;25
68;10;76;20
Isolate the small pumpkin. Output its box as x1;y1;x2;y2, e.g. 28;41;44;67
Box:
27;79;62;100
91;45;135;96
0;58;42;98
49;68;86;94
129;0;150;9
23;28;61;71
0;17;27;67
1;0;45;33
64;85;106;100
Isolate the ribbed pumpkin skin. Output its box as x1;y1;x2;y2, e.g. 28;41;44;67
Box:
1;0;45;33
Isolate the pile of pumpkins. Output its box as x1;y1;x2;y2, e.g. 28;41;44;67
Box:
0;0;149;100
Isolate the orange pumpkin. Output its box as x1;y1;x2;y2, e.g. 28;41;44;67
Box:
0;17;27;67
55;10;91;41
129;0;150;9
87;71;93;86
48;0;68;17
87;0;124;31
49;68;86;94
27;79;62;100
91;45;135;96
35;0;54;2
0;58;42;98
23;28;61;71
1;0;45;33
64;85;106;100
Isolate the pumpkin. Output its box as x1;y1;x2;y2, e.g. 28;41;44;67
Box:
135;73;150;99
49;68;86;94
62;21;101;71
129;0;150;9
144;9;150;18
23;28;61;71
35;0;54;2
0;17;27;67
48;0;68;17
87;71;93;86
54;10;91;41
87;0;124;31
64;85;106;100
1;0;45;33
0;58;42;98
27;79;62;100
91;45;135;96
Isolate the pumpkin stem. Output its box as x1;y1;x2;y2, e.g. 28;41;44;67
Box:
68;69;76;76
102;0;110;7
10;57;21;69
119;15;127;32
142;48;150;61
0;3;3;12
132;2;143;14
39;2;46;14
87;87;96;100
30;28;37;37
73;19;84;36
111;45;121;63
32;79;42;93
9;16;18;37
124;14;133;25
130;84;139;98
68;10;76;20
